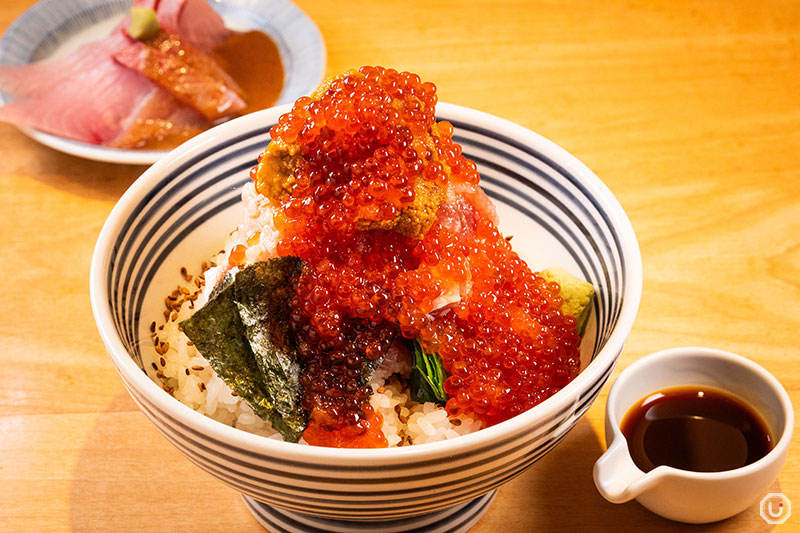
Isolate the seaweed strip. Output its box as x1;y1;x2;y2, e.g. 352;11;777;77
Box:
180;258;306;442
361;354;385;385
208;269;235;300
234;259;305;439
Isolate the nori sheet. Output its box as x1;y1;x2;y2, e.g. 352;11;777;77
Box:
180;258;306;442
361;354;385;385
234;259;305;439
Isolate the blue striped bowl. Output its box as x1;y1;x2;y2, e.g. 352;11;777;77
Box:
90;103;642;531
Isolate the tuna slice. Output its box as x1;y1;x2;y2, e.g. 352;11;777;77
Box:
113;34;245;122
109;89;209;149
0;0;234;146
157;0;231;52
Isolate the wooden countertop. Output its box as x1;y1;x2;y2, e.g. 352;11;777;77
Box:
1;1;798;531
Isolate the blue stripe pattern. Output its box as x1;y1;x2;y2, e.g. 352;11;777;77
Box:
92;103;640;528
243;490;497;533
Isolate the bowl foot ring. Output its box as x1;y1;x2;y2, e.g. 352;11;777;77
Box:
242;489;498;533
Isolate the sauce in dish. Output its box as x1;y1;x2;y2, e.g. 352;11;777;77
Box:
214;31;284;116
620;386;774;473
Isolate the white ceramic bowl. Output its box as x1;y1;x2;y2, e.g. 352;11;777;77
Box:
90;103;642;531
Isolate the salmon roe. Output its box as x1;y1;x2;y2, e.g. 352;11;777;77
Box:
250;67;580;446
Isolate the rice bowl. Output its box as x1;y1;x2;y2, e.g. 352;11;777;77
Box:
90;101;641;529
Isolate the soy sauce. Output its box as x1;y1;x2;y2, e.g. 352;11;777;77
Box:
620;386;774;473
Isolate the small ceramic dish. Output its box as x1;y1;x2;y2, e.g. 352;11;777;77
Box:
594;347;794;523
0;0;325;164
90;103;642;531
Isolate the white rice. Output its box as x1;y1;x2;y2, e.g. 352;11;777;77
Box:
144;182;483;446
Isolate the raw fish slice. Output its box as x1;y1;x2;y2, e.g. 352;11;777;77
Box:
156;0;231;52
110;89;210;148
0;29;133;100
451;181;498;225
113;34;245;121
0;30;155;144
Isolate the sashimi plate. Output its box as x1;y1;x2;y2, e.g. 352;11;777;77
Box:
0;0;326;165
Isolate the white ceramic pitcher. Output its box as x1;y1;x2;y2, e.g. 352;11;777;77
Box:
593;347;793;523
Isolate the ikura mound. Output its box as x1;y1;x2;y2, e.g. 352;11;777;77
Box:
147;67;595;448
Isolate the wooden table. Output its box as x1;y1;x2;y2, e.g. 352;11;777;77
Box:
1;0;798;531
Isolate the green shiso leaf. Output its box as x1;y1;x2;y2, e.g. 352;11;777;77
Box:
180;258;306;442
409;339;448;405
